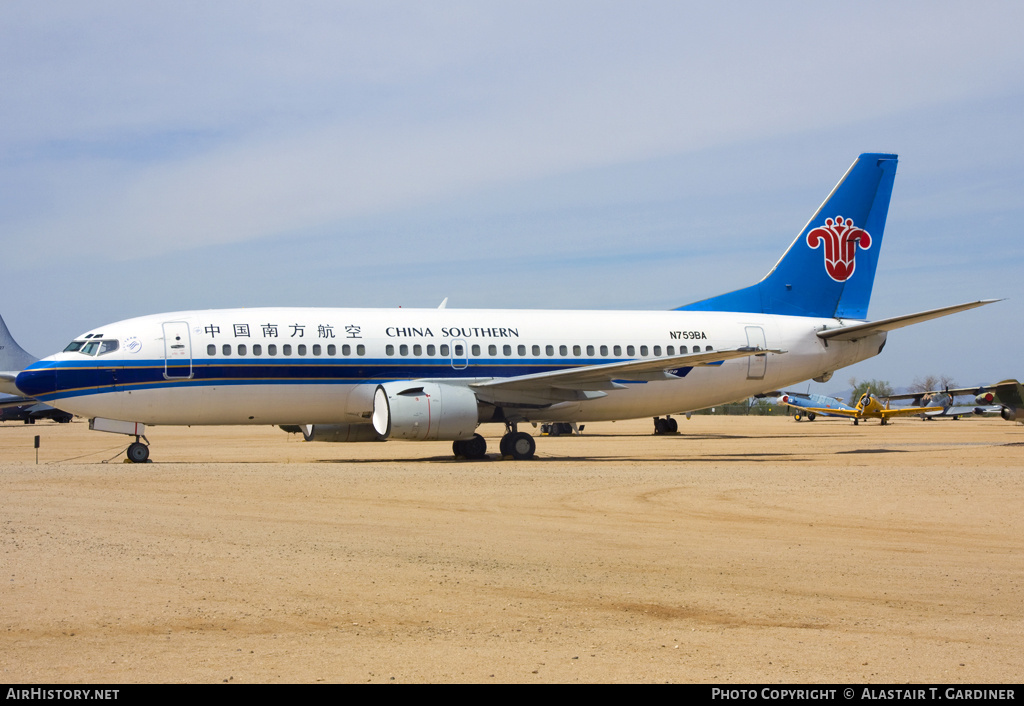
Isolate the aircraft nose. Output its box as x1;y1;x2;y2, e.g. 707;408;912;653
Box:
15;364;57;398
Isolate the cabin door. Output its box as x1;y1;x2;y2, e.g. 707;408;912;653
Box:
162;321;193;379
745;326;767;380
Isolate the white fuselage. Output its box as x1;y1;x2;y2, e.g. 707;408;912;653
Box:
27;307;885;427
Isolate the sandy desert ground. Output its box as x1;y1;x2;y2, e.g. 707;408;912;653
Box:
1;415;1021;683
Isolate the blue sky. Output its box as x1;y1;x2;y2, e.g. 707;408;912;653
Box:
2;1;1022;395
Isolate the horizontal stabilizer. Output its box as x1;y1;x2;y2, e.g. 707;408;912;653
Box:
816;300;1000;341
0;372;28;397
0;394;37;409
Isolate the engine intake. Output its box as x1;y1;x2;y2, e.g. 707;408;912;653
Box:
372;382;479;441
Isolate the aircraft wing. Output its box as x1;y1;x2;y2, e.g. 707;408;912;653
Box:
470;347;783;404
885;391;935;401
878;405;944;419
938;405;1000;417
983;379;1024;404
0;372;26;397
817;300;1000;342
785;402;861;418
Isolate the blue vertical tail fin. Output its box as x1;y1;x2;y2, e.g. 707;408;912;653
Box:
677;153;898;319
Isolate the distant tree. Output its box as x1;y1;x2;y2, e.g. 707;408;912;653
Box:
849;377;894;401
910;374;957;393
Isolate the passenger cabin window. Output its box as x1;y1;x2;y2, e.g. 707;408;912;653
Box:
356;344;365;356
613;345;621;356
626;345;635;356
653;345;662;356
268;344;277;356
222;344;231;356
238;344;247;356
503;345;512;356
532;345;540;356
471;344;481;356
207;344;216;356
600;345;608;356
298;344;307;356
252;344;262;356
283;344;292;356
586;345;594;356
559;345;567;356
667;346;675;356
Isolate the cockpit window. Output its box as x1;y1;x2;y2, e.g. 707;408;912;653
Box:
69;339;120;356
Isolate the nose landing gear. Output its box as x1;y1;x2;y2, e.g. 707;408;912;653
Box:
126;438;150;463
88;418;151;463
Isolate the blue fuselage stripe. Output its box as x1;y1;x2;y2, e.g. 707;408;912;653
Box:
25;357;680;401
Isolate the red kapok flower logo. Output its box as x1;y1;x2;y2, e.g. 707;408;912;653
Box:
806;216;871;282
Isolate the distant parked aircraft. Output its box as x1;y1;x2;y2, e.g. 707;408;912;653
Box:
775;391;855;421
0;396;73;424
784;392;942;425
892;380;1023;423
884;388;998;420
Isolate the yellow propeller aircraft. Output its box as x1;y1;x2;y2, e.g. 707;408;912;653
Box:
786;392;943;426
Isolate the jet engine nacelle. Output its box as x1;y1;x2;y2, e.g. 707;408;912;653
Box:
372;381;480;441
302;424;383;442
1000;406;1018;422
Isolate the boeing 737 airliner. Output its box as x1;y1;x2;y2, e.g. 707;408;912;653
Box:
0;153;996;462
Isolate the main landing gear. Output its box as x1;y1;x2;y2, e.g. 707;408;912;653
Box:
452;424;537;460
452;433;488;459
653;416;678;434
499;430;536;460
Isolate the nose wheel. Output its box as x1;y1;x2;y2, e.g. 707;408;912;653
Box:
127;439;150;463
